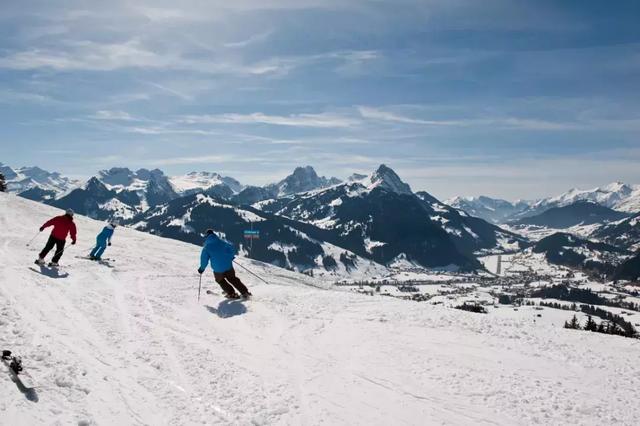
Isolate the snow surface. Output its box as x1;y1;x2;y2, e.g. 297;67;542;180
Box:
2;193;640;425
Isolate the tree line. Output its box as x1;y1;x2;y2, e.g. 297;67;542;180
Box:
563;313;637;339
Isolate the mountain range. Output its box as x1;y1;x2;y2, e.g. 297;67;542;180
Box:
3;161;638;277
447;182;640;224
0;162;80;201
128;165;526;274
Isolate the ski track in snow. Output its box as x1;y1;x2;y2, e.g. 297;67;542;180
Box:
1;193;640;425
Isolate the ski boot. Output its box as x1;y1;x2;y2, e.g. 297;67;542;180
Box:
241;291;252;299
34;257;45;266
48;262;59;268
224;292;241;300
9;357;23;374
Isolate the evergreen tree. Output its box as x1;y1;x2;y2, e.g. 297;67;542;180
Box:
0;172;6;192
568;314;580;329
584;316;597;332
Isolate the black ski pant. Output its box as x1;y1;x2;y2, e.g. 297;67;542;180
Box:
39;236;66;263
213;268;249;295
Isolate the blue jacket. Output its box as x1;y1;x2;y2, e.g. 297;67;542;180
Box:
97;225;115;244
200;234;236;273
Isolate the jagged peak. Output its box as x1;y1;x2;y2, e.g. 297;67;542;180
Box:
366;164;413;195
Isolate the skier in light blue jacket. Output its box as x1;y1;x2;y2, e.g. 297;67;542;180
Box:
198;229;251;299
89;223;116;260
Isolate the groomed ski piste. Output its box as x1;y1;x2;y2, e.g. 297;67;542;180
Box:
1;193;639;426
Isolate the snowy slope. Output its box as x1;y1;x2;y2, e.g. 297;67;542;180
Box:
2;193;640;425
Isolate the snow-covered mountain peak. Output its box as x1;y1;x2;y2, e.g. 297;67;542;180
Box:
271;165;342;196
602;181;632;193
347;173;367;182
538;181;640;213
170;171;243;194
0;162;80;197
97;167;135;187
98;167;169;189
365;164;413;195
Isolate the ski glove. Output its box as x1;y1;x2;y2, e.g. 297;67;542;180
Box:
39;227;44;232
108;242;112;246
71;241;76;245
198;267;205;274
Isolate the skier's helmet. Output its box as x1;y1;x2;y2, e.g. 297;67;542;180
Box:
110;221;118;228
65;208;75;217
206;229;214;235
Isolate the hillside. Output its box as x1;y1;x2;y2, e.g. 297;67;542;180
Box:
515;201;630;228
532;232;629;277
1;193;640;425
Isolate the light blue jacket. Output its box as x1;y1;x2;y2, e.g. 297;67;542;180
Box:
200;234;236;273
96;225;115;245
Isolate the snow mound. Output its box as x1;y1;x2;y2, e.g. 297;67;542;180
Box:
1;193;640;425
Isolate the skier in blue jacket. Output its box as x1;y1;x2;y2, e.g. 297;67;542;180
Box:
89;223;116;260
198;229;251;299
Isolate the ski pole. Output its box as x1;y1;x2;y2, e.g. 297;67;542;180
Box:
233;260;268;285
52;242;74;260
26;231;41;247
197;274;203;301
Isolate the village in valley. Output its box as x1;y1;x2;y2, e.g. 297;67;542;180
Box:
335;251;640;339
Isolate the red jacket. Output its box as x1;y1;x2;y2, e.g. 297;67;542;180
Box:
41;215;77;242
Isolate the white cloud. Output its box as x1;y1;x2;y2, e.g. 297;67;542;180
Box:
90;110;137;121
223;30;274;48
358;106;583;130
180;112;360;128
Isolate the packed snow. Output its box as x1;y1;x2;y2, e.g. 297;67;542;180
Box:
1;193;640;425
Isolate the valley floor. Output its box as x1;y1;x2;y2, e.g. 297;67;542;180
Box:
1;194;639;425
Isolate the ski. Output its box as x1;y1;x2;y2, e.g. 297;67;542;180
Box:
1;350;36;390
206;290;252;300
75;256;115;262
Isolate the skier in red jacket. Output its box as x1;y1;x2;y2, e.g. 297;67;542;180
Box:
35;209;77;267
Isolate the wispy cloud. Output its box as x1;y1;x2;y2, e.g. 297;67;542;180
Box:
358;105;583;130
179;112;360;128
223;30;274;48
0;89;55;104
90;110;138;121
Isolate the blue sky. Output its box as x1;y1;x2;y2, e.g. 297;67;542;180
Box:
1;0;639;200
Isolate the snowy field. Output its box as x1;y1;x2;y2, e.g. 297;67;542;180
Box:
2;193;640;425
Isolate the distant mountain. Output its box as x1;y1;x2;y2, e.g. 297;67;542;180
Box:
52;168;179;220
231;166;341;206
51;177;138;220
98;167;178;208
257;164;527;270
233;186;278;205
591;212;640;252
531;182;640;215
128;193;388;278
267;166;341;197
448;181;640;224
445;196;531;224
515;201;630;229
0;162;79;201
170;171;243;195
532;232;630;277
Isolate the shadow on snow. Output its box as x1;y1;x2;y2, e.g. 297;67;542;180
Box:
28;266;69;279
205;300;247;318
